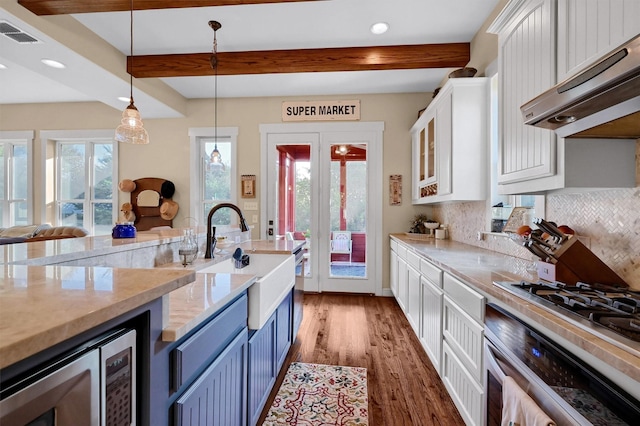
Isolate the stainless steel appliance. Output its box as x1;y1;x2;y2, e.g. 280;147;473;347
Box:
485;303;640;426
0;328;136;426
494;280;640;352
521;33;640;138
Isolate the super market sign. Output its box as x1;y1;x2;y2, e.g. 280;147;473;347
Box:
282;100;361;121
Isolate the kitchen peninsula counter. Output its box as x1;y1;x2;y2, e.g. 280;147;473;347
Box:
0;227;303;266
390;234;640;387
0;265;195;369
0;230;302;369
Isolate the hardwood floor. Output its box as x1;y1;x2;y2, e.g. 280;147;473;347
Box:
258;293;465;425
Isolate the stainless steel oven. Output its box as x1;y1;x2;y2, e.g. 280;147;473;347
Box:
485;303;640;426
0;328;136;426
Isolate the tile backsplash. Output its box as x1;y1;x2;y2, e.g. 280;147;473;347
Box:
433;187;640;287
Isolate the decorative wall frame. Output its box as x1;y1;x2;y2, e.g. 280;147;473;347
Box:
241;174;256;198
389;174;402;205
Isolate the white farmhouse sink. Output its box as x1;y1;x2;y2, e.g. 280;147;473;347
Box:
197;254;295;329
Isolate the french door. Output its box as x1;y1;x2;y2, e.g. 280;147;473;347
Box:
261;122;383;295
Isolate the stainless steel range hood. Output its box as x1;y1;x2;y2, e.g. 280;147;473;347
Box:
521;34;640;139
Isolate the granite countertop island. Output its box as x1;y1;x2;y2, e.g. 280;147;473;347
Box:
0;265;195;369
0;229;302;370
390;233;640;391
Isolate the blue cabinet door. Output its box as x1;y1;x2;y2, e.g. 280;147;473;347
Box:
248;312;276;426
174;327;248;426
247;290;294;426
275;291;292;371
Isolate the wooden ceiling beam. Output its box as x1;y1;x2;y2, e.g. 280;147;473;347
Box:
129;43;470;77
18;0;321;15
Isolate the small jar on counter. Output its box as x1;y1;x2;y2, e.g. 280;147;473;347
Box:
435;225;448;240
112;222;137;239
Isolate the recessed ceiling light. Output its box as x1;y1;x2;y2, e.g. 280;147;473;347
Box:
370;22;389;35
41;58;65;69
0;63;7;69
118;96;130;103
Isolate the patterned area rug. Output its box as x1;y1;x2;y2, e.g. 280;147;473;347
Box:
262;362;368;425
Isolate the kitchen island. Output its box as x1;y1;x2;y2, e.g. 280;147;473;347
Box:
0;230;302;425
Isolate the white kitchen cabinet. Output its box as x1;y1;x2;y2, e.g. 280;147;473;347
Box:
413;107;438;198
390;242;399;298
441;272;485;426
419;258;443;374
489;0;638;194
388;238;486;425
406;251;422;334
489;0;557;190
442;341;485;426
411;78;488;204
396;245;409;313
557;0;640;81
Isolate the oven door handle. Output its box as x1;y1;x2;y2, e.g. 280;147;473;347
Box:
484;338;507;385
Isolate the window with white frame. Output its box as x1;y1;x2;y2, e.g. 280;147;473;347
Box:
189;127;237;227
0;131;33;227
46;131;118;236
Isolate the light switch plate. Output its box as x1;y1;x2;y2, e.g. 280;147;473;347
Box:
244;201;258;211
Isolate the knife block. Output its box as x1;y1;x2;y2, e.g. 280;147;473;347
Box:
537;237;628;287
537;261;582;285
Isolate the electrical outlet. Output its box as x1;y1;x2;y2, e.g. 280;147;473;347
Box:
252;214;258;223
244;201;258;211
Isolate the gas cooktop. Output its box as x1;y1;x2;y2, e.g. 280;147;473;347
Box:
494;280;640;354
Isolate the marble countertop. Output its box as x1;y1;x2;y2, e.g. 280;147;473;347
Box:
162;272;256;342
0;225;304;266
390;234;640;386
0;227;187;266
159;239;302;340
0;264;195;369
0;233;302;368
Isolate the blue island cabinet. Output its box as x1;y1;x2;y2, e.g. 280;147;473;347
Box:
174;328;248;426
247;290;293;426
164;292;249;426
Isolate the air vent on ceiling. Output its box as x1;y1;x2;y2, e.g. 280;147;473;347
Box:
0;20;40;44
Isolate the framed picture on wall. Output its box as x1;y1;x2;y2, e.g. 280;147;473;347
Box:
241;175;256;198
389;174;402;205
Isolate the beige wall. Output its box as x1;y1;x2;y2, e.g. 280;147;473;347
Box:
468;0;508;75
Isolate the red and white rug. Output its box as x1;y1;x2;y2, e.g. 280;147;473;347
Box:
262;362;369;425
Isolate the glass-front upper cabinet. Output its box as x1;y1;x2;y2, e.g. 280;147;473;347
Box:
426;117;435;183
411;78;487;204
413;109;438;201
417;117;436;184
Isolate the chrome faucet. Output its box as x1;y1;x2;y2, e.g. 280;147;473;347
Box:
205;203;250;259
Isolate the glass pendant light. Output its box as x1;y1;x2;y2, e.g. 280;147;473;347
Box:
208;20;224;168
210;143;222;164
115;0;149;144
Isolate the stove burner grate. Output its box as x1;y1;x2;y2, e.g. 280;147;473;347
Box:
512;280;640;342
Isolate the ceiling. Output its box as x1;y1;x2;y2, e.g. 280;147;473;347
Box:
0;0;500;118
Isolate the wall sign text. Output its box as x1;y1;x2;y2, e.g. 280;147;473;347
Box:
282;100;361;122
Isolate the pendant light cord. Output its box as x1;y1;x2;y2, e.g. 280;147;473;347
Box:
214;26;218;146
129;0;134;103
208;21;222;164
